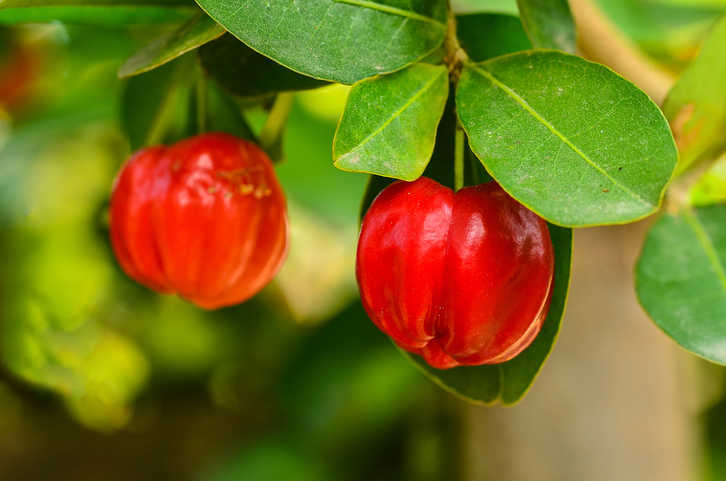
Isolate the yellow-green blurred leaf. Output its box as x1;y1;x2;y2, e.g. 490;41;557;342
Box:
689;152;726;206
664;16;726;175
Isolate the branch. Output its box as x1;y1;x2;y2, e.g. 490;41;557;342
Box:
569;0;675;106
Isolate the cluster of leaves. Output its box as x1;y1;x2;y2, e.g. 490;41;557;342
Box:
1;0;725;408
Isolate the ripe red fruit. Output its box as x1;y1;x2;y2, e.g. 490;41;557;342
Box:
110;132;289;309
0;38;42;114
356;177;554;369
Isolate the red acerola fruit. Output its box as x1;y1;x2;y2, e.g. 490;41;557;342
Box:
0;38;42;114
356;177;554;369
110;132;289;309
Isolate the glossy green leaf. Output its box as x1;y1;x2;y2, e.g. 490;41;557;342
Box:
456;13;531;62
663;15;726;176
457;51;678;227
405;222;572;405
516;0;576;53
198;34;328;98
118;12;224;78
0;0;195;25
194;0;447;84
334;63;448;181
357;85;491;206
636;205;726;364
357;73;458;220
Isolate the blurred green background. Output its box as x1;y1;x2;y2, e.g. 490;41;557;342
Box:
0;0;725;479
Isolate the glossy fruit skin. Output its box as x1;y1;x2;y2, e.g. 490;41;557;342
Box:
356;177;554;369
110;132;288;309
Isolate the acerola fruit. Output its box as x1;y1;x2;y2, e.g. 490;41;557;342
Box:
0;36;42;114
356;177;554;369
110;132;289;309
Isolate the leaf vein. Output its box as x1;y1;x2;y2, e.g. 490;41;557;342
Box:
342;69;445;158
332;0;444;26
683;208;726;297
467;63;652;207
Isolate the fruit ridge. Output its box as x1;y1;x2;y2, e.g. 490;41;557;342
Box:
356;177;554;369
110;132;289;309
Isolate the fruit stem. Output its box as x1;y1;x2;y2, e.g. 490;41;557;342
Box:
443;4;469;83
259;92;294;163
454;122;465;192
144;55;194;147
196;74;207;134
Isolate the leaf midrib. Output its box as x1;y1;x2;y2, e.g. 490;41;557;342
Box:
683;208;726;297
333;0;445;26
467;62;651;207
337;67;446;159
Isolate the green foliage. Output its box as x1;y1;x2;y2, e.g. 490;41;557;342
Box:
121;56;195;150
201;441;332;481
592;0;724;64
689;153;726;206
456;13;531;61
663;15;726;175
516;0;576;53
194;0;447;84
273;91;369;222
457;51;678;227
0;0;195;25
0;126;150;432
333;63;448;180
280;302;422;455
199;34;329;98
636;205;726;365
118;12;224;78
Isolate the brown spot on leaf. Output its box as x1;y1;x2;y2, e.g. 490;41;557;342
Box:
670;103;705;152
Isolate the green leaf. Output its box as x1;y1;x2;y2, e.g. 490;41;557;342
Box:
198;34;328;98
663;15;726;176
118;12;224;78
358;86;458;219
516;0;576;53
453;0;518;15
0;0;191;5
457;51;678;227
404;222;572;405
689;152;726;207
0;0;195;25
121;56;195;150
194;0;447;84
333;63;448;181
636;205;726;365
202;81;256;141
456;13;531;62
